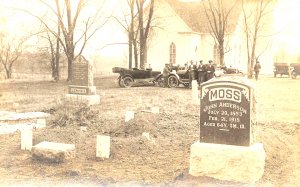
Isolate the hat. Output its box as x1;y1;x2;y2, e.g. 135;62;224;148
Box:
209;60;213;63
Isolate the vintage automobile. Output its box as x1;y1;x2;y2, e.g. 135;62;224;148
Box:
221;65;243;75
112;67;163;87
167;65;192;88
273;63;290;77
166;64;218;88
290;63;300;79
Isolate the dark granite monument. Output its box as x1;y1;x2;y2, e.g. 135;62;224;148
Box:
69;55;96;95
189;77;265;183
199;77;254;146
65;55;100;105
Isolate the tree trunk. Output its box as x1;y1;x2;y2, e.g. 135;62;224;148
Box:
133;38;138;68
55;17;61;81
219;41;224;66
128;32;132;69
139;42;145;69
5;69;12;79
144;41;148;68
66;46;74;82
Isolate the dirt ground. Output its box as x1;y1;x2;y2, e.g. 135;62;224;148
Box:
0;75;299;186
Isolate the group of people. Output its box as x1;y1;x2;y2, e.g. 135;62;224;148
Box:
163;60;262;87
162;60;216;88
187;60;215;87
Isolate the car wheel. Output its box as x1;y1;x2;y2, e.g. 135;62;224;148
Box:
123;77;134;87
291;71;297;79
118;78;124;87
183;83;189;88
168;75;179;88
157;76;164;87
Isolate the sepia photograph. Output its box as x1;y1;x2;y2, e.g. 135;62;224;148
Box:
0;0;299;186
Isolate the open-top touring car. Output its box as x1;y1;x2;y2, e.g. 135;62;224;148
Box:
112;67;163;87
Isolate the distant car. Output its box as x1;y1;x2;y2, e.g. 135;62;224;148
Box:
290;63;300;79
221;66;243;75
112;67;163;87
273;63;291;77
214;66;225;77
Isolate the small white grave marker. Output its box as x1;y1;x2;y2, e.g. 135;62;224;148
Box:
151;107;160;114
96;135;110;158
21;126;32;151
80;126;87;131
142;132;150;140
125;111;134;122
192;80;199;102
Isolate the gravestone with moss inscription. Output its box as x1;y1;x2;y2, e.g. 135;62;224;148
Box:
189;76;265;183
65;55;100;105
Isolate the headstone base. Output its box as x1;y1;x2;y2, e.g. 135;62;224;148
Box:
32;141;75;163
65;94;100;106
189;141;265;183
69;85;97;95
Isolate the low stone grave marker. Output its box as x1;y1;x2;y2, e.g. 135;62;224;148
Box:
96;135;110;159
0;111;50;122
65;55;100;106
0;123;45;135
32;141;75;163
189;77;265;183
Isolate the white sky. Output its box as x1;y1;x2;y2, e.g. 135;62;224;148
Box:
273;0;300;56
0;0;128;58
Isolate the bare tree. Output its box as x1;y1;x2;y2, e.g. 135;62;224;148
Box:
42;29;61;81
136;0;154;69
203;0;237;66
25;0;109;81
114;0;154;69
242;0;272;78
0;36;23;79
113;0;139;69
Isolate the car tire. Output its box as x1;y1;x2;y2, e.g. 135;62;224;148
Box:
291;71;297;79
123;76;134;87
118;78;124;87
167;75;179;88
157;75;164;87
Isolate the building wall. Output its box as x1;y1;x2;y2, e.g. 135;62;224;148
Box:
147;0;194;71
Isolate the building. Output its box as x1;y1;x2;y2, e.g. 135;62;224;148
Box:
143;0;300;75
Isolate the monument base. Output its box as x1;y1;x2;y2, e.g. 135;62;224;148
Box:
69;85;96;95
189;141;265;183
65;94;100;106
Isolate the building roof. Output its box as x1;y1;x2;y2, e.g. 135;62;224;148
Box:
164;0;242;34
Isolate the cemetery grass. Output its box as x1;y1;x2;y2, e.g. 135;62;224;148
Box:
0;76;299;186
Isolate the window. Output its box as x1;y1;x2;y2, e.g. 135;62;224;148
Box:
169;42;176;64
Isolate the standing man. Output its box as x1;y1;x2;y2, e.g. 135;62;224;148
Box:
188;60;196;88
254;61;261;80
206;60;215;80
197;60;206;85
163;63;171;87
